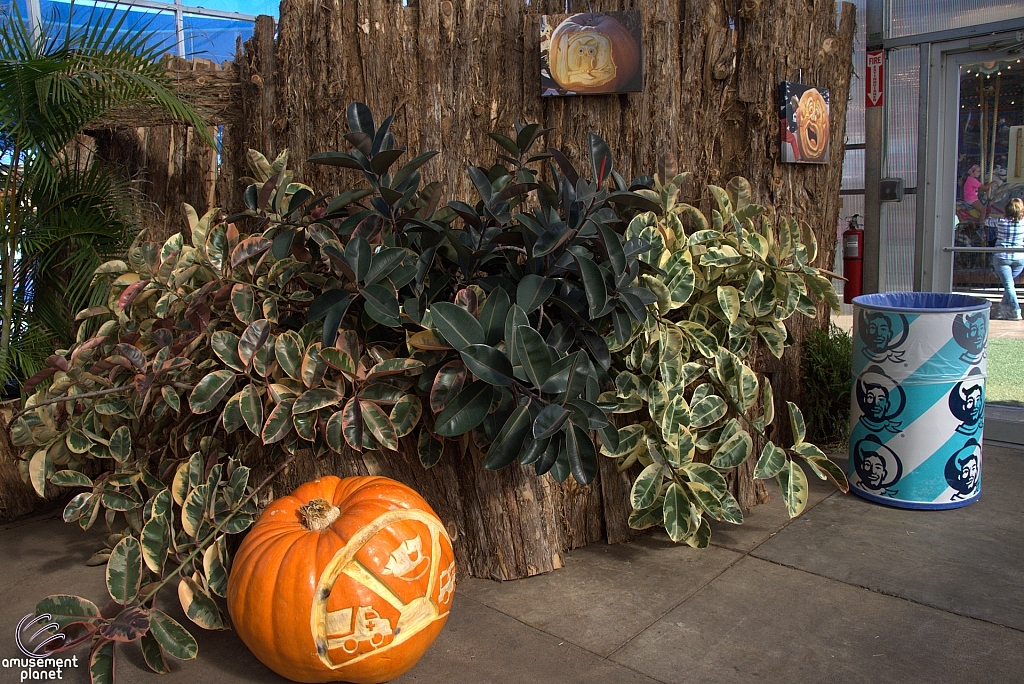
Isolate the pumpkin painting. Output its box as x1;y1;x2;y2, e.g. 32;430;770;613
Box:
543;12;643;95
227;476;456;684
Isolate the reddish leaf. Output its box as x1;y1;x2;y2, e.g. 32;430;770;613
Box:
23;367;57;393
430;360;467;413
119;279;151;310
98;607;150;643
69;336;105;367
230;237;272;268
116;343;147;372
454;287;479;316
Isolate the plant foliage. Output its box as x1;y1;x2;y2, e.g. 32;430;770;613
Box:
801;323;852;446
9;102;847;681
0;6;211;388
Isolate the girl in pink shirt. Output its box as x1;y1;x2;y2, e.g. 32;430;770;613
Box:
963;164;995;219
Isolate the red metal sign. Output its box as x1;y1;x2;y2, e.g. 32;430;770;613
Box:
867;50;884;107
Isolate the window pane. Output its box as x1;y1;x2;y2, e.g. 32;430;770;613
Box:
887;0;1023;40
181;0;277;17
887;48;919;189
39;0;177;56
183;13;253;62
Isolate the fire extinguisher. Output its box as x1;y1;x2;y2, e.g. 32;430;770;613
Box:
843;214;864;304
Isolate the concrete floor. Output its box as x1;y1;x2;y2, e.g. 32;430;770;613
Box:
2;445;1023;683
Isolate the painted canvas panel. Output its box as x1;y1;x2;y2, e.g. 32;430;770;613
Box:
540;12;643;96
779;81;831;164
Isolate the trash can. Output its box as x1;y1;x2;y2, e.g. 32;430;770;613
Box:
849;293;990;509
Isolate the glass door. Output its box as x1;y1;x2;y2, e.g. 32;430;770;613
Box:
950;56;1024;411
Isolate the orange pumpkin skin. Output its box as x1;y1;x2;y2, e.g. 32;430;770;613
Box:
548;14;641;94
227;476;456;684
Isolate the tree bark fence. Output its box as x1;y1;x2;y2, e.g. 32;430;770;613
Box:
4;0;856;580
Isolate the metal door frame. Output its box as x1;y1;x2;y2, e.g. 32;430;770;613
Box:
918;34;1023;293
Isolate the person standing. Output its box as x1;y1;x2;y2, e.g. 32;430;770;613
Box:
993;197;1024;321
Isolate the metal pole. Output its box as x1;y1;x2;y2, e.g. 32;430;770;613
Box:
175;0;186;58
864;0;885;293
913;42;931;292
26;0;42;38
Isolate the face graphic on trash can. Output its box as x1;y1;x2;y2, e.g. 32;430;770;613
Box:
858;311;908;362
945;440;981;499
949;370;984;436
852;435;902;494
952;312;987;364
855;366;905;432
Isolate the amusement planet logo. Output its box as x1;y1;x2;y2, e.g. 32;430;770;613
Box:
4;614;79;681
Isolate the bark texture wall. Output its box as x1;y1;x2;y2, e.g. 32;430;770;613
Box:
212;0;857;580
70;1;854;575
89;58;230;244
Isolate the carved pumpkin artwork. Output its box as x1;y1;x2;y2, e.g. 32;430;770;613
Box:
795;88;829;162
227;476;456;684
548;13;641;94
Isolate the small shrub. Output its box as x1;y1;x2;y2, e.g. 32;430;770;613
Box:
801;324;852;446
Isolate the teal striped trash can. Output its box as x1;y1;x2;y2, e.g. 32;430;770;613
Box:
849;293;990;509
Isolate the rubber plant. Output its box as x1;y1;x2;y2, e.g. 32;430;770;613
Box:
600;172;849;547
7;104;660;681
8;103;845;681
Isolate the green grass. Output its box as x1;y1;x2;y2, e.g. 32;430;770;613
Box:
988;338;1024;407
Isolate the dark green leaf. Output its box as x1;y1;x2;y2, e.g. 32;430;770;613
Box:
370;149;404;175
364;248;408;285
362;283;401;326
534;404;570;439
308;289;351;323
418;430;445;468
478;287;511;345
504;304;529;367
572;250;608;318
460;344;514;386
514;326;552;388
516;275;556;314
434;381;494;437
565;422;598;484
431;302;484;350
484;406;532;470
346;236;372;282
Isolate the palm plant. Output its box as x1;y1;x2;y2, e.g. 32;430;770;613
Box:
0;3;212;389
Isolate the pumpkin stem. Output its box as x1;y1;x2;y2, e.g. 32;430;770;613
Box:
299;498;341;531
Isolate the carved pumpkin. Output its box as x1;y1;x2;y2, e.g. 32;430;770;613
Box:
795;88;829;162
548;13;641;94
227;476;456;684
